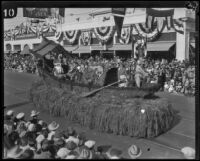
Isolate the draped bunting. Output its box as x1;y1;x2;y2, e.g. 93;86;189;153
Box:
81;31;91;46
146;8;174;30
133;22;163;42
119;26;131;44
55;31;62;41
63;30;80;45
93;26;115;45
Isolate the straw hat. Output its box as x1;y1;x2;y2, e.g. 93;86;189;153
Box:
106;148;122;159
6;110;14;116
36;134;45;144
48;121;59;131
181;147;195;159
84;140;96;149
128;144;142;159
16;113;25;120
57;148;70;159
78;147;93;159
28;123;36;132
30;110;39;117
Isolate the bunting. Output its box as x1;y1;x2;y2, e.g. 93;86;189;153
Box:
93;26;115;45
63;30;80;45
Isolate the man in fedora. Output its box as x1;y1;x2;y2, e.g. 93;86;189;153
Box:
47;121;59;141
29;110;40;125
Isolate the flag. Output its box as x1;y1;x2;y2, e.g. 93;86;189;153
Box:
112;8;126;38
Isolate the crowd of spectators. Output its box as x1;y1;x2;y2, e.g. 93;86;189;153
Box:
4;109;144;159
4;52;37;74
4;51;195;96
4;109;196;159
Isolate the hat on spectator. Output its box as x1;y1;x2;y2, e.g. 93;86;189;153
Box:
54;138;66;147
48;121;59;131
25;121;31;128
18;149;34;159
36;134;45;144
19;130;27;138
6;110;14;116
28;123;36;132
128;144;142;159
38;120;44;126
57;147;70;159
30;110;39;117
84;140;96;149
181;147;195;159
16;112;25;120
7;145;24;159
65;141;77;151
106;148;122;159
78;146;93;159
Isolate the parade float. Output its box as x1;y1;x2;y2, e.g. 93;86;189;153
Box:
29;37;176;138
28;8;178;138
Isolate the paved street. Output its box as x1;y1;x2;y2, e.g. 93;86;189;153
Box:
4;70;195;159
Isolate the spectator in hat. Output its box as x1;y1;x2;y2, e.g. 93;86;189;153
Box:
128;144;142;159
15;112;26;127
56;147;70;159
29;110;40;124
77;146;93;159
47;121;59;141
65;141;77;151
4;110;15;131
84;140;96;154
106;148;123;159
65;127;79;145
181;147;195;159
34;139;52;159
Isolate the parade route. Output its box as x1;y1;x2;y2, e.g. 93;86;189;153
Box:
4;70;195;159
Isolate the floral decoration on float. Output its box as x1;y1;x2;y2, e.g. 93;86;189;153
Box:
63;30;81;45
93;26;115;45
81;31;91;46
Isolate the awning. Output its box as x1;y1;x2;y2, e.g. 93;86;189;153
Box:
147;42;175;51
64;46;78;52
190;42;195;48
73;46;91;53
109;44;132;50
91;45;104;51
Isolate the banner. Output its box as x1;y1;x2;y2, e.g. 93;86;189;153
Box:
112;8;126;38
23;8;65;19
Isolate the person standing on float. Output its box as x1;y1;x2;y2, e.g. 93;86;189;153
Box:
134;59;148;88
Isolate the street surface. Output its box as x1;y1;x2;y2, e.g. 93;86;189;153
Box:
4;70;195;159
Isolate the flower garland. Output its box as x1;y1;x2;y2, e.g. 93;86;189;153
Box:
172;19;184;34
93;26;115;45
63;30;80;45
133;21;164;42
119;26;131;44
81;31;91;46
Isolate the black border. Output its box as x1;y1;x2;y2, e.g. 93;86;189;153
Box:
2;1;199;160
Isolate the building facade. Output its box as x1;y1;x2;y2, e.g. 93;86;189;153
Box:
4;8;196;61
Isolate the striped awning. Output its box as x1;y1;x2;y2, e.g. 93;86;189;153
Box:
73;46;91;53
147;42;175;51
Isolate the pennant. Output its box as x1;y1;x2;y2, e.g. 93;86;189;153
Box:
112;8;126;38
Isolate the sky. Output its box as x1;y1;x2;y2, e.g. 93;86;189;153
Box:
4;8;101;30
